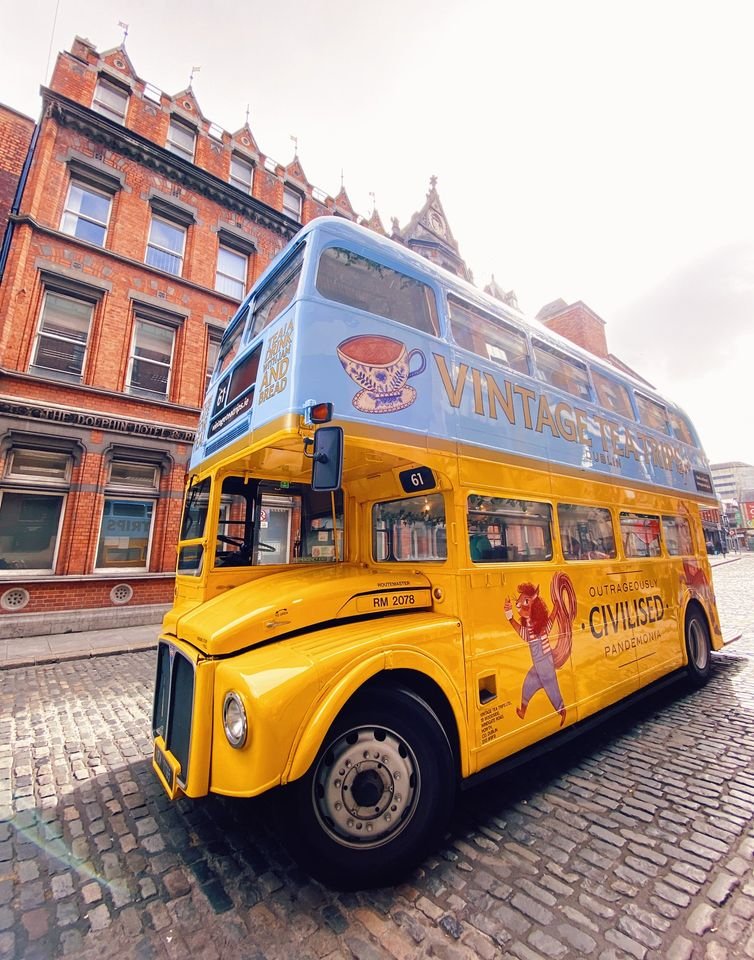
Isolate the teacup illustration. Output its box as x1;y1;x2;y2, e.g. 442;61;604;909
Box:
337;335;425;413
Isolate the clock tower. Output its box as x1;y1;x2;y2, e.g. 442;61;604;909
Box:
390;176;473;282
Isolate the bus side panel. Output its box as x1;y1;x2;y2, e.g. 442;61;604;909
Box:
462;565;578;773
635;561;683;685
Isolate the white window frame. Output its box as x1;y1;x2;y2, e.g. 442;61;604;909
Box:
30;290;94;382
6;449;72;485
283;186;302;221
166;116;196;160
145;215;186;276
126;317;176;400
215;245;247;300
230;154;254;193
60;180;112;247
107;460;159;490
92;77;129;123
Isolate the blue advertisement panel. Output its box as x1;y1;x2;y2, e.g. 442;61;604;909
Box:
193;298;711;501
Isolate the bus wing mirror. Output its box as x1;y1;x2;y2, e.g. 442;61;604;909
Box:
308;426;343;491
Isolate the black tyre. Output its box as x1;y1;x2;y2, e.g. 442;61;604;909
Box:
282;686;456;889
685;608;711;686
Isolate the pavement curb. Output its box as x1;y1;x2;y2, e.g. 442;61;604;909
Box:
0;640;157;671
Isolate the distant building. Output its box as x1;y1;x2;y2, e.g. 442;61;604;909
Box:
710;462;754;503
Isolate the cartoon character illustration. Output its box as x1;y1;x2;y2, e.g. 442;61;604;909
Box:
504;573;577;727
681;559;720;638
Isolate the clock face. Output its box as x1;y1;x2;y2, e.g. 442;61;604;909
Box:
429;211;446;236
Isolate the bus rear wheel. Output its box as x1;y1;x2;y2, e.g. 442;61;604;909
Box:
283;687;455;889
685;608;711;686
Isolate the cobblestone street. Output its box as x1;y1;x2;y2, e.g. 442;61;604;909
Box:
1;556;754;960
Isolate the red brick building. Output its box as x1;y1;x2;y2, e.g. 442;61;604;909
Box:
0;37;359;635
0;104;35;247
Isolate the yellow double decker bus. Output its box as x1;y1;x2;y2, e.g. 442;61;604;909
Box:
152;218;722;888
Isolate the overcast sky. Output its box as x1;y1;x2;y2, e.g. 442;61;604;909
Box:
2;0;753;466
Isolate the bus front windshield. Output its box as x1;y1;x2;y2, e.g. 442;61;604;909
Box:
214;478;343;568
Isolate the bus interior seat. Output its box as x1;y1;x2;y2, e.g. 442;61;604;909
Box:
470;534;492;561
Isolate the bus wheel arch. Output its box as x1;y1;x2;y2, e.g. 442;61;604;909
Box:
279;682;457;889
684;600;712;686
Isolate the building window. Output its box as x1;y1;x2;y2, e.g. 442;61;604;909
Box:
108;460;159;489
230;155;253;193
96;499;155;570
30;291;93;382
283;186;302;221
6;449;72;484
95;458;159;571
60;181;112;247
92;77;129;123
127;318;176;399
166;116;196;160
0;449;72;573
206;333;221;395
215;246;247;300
146;215;186;276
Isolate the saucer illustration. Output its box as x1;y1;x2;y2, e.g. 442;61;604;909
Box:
353;385;417;414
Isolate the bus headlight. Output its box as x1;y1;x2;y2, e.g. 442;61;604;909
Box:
222;692;247;748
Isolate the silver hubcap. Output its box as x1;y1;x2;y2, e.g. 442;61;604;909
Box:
689;619;709;670
312;724;419;848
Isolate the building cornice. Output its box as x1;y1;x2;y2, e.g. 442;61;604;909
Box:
42;87;299;240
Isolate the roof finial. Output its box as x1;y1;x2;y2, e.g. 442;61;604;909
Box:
340;168;345;190
290;134;299;157
369;191;376;215
429;174;438;191
118;21;129;46
245;103;250;125
188;65;201;87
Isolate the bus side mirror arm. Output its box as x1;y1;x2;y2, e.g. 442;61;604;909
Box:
305;427;343;492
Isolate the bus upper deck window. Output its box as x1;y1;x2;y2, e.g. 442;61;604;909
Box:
668;409;696;446
448;297;530;375
532;343;593;402
217;307;248;377
591;369;635;420
635;394;671;436
316;247;439;337
248;245;305;341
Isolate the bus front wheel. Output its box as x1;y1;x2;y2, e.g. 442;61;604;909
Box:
685;608;711;686
283;687;455;889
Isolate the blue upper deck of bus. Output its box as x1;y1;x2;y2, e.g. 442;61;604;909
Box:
192;217;715;503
